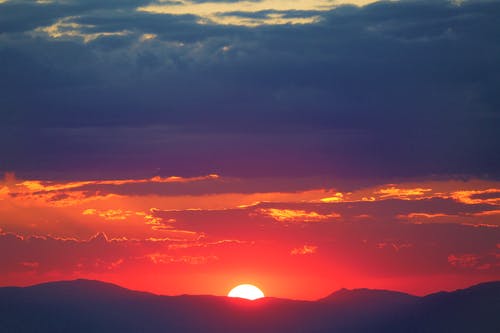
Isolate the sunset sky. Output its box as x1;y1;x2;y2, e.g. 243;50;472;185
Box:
1;0;499;300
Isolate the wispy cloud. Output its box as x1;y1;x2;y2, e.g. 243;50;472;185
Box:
291;244;318;255
33;16;131;43
375;186;433;200
259;208;340;222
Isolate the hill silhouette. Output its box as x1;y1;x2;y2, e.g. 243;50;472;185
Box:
0;279;499;332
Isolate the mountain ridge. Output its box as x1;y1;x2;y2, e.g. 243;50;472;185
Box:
1;279;498;333
9;278;500;300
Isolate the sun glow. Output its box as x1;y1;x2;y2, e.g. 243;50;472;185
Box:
228;284;265;300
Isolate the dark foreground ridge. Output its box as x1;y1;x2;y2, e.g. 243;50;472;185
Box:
1;279;499;333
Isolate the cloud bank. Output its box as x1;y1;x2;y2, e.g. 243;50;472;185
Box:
0;0;499;179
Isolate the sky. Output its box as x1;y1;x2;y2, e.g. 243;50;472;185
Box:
0;0;499;300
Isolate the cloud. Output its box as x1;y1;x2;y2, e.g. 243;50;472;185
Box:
17;173;220;192
470;210;500;217
2;173;500;242
375;186;433;200
376;241;413;252
1;192;500;295
451;189;500;205
0;230;228;276
82;208;140;221
2;173;221;207
145;252;218;265
258;208;341;222
404;213;449;219
33;16;131;43
0;1;499;180
1;0;500;296
448;252;500;271
320;192;344;203
137;0;380;26
291;244;318;255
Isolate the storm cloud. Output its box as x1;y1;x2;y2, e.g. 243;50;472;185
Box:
1;0;499;180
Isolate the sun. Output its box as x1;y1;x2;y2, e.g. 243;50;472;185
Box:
227;284;265;300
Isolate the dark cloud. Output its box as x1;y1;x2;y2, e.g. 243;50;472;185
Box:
1;0;499;179
0;0;151;33
0;230;221;275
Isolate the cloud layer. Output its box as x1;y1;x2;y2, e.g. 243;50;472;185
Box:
0;0;499;179
1;173;499;298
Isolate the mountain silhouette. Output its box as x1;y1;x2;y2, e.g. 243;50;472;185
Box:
0;279;498;332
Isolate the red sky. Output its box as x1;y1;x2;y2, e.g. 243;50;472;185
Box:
2;0;500;302
1;172;499;300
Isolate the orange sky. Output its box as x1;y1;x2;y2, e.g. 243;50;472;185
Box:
2;0;500;302
1;172;499;299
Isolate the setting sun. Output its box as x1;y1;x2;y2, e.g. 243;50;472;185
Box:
228;284;265;300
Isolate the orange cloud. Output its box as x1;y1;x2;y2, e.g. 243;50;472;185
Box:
259;208;340;222
0;185;9;199
2;173;220;206
145;253;218;265
82;208;141;221
320;192;344;203
2;172;500;244
399;213;450;219
408;213;448;218
290;245;318;255
451;189;500;205
375;186;433;199
17;173;220;192
469;210;500;216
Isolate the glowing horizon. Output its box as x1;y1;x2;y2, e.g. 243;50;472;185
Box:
1;0;499;302
0;172;498;299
